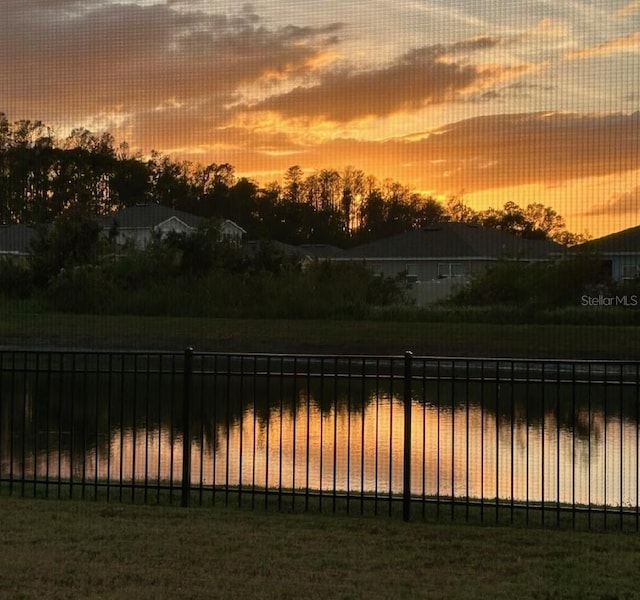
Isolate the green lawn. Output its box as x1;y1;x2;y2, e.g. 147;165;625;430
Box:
1;496;640;599
1;309;639;359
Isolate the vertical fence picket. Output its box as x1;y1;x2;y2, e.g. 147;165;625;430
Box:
181;347;193;508
403;351;412;523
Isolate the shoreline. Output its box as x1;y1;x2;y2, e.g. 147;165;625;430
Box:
1;313;639;360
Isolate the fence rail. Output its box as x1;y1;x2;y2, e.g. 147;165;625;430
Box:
1;348;639;530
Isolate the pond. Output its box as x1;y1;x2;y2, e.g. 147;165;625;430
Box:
1;352;638;510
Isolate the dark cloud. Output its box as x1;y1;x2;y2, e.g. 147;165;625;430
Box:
0;3;343;132
395;111;640;191
464;81;555;103
240;37;524;122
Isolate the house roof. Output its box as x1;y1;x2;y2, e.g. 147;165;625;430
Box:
101;203;204;230
343;222;564;260
244;239;307;258
0;224;38;255
298;244;345;258
244;241;345;261
576;225;640;254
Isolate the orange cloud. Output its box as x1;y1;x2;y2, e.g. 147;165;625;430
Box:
211;112;640;196
238;38;537;123
585;186;640;217
616;1;640;18
565;32;640;60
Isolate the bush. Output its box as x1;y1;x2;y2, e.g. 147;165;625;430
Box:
0;259;33;299
448;255;607;309
28;227;409;318
29;214;104;288
103;240;178;291
45;265;117;313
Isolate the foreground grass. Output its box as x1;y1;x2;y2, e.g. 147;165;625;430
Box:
1;307;639;359
2;497;640;599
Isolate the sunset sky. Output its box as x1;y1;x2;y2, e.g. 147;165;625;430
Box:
1;1;639;237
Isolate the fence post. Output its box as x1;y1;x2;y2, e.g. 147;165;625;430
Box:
181;347;194;508
403;350;413;522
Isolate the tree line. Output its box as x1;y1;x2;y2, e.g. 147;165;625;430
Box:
0;114;585;247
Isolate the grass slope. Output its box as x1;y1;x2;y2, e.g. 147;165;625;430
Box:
2;496;640;599
1;310;639;359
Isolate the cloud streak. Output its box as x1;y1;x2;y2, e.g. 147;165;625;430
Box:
239;37;536;122
585;186;640;216
218;112;640;196
616;1;640;18
565;32;640;59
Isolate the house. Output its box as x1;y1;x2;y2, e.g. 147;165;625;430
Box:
218;219;247;245
573;225;640;281
0;224;38;262
337;222;564;303
100;204;246;247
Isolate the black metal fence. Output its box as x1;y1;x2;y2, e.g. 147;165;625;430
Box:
1;348;639;530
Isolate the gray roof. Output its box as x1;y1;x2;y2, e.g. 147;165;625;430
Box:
101;204;203;230
576;225;640;254
244;241;345;260
244;239;307;258
298;244;345;258
0;224;39;255
344;222;564;260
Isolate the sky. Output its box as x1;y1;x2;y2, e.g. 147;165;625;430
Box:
1;1;639;237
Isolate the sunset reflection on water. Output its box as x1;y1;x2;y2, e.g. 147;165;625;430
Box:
7;390;639;509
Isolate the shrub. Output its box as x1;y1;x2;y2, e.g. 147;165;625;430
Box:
29;213;104;288
448;255;607;309
45;265;117;313
0;258;33;299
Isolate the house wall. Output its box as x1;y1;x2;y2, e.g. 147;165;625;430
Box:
220;221;245;245
408;278;469;304
114;220;194;248
354;258;493;282
0;252;30;265
610;255;640;281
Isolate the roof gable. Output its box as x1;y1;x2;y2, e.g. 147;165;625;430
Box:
220;219;247;235
103;204;203;230
155;216;193;231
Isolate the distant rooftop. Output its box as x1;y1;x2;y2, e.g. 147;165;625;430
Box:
343;222;564;260
298;244;345;258
576;224;640;253
100;203;204;229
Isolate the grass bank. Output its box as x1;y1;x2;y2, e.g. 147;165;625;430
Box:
2;496;640;599
1;306;639;359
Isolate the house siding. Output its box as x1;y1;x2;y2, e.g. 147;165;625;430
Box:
610;255;640;281
352;257;496;282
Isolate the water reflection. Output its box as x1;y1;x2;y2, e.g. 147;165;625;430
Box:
1;368;639;508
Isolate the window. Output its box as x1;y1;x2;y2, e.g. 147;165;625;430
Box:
406;262;418;283
438;263;465;278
